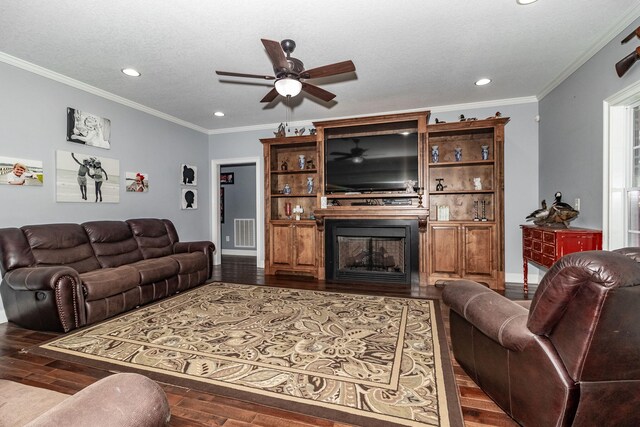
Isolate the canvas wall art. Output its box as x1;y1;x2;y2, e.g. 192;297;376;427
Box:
181;164;197;186
125;171;149;192
66;107;112;149
0;156;43;186
56;150;120;203
220;172;234;184
182;188;197;209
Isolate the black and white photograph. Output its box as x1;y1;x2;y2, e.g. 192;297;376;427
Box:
0;156;43;186
56;150;120;203
220;172;234;185
66;107;112;149
125;171;149;192
181;188;197;209
181;163;197;186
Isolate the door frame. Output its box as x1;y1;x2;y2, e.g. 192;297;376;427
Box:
211;157;264;267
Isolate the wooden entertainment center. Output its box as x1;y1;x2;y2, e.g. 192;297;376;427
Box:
261;111;509;290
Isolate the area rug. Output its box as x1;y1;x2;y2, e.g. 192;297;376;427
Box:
32;283;463;427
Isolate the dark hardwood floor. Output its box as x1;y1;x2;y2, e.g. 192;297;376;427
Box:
0;256;519;426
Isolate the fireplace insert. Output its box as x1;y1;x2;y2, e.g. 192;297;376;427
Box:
325;219;419;285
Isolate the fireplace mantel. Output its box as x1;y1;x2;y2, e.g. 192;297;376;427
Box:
313;207;429;232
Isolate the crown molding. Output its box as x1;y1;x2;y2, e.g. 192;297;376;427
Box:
208;96;538;135
0;52;209;134
537;2;640;100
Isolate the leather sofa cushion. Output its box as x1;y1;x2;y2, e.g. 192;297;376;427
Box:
22;224;100;274
168;252;207;274
82;221;143;268
0;227;36;275
129;258;180;285
80;266;140;301
127;219;173;259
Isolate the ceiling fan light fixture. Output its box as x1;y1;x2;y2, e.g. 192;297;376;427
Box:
352;156;364;164
275;77;302;97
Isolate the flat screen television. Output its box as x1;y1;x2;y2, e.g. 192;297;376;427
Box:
325;132;419;193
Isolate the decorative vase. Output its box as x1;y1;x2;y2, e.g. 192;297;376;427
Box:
481;145;489;160
307;177;314;194
283;183;291;194
284;202;292;219
298;154;306;169
455;147;462;162
431;145;439;163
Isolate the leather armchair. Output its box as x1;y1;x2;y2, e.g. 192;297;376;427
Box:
442;248;640;426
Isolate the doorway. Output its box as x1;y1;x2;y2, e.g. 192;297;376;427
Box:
211;157;264;268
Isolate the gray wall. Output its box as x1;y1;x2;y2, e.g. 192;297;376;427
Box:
0;61;210;322
220;164;256;250
210;101;540;282
539;17;640;230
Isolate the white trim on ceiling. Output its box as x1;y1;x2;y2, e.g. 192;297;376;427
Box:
208;96;539;135
537;2;640;100
0;51;210;134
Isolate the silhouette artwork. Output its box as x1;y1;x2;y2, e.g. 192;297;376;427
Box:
181;188;198;209
181;164;197;186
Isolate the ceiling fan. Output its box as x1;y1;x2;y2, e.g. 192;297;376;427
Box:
215;39;356;103
330;139;368;163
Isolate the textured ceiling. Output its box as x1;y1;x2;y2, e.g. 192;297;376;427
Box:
0;0;639;133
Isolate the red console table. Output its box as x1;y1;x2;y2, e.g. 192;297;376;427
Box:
521;225;602;293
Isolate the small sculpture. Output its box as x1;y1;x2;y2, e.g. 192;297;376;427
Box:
473;177;482;190
435;178;445;191
481;200;487;221
307;177;314;194
435;118;447;124
481;145;489;160
295;127;306;136
473;201;480;221
404;180;417;193
459;114;466;121
526;199;549;225
309;128;317;135
293;205;304;221
454;147;462;162
546;192;579;227
274;123;286;138
306;159;315;169
283;183;291;195
281;160;288;171
298;154;306;169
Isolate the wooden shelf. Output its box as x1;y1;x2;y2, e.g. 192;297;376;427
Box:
271;193;317;198
270;219;316;225
326;192;418;199
429;160;494;167
429;220;496;224
429;190;494;195
271;169;318;175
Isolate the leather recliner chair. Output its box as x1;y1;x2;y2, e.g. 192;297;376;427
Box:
442;248;640;426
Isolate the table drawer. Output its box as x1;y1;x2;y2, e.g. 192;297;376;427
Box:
532;240;542;252
532;251;543;264
531;229;543;240
524;248;532;259
523;238;532;249
542;243;556;256
542;255;556;267
543;231;556;244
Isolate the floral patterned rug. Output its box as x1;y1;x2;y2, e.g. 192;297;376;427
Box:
34;283;462;427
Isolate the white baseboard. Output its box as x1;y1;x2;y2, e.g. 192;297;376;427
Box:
505;271;540;286
0;307;6;324
221;249;257;256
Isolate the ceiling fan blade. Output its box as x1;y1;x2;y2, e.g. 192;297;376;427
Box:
216;71;275;80
616;47;640;78
260;88;279;103
261;39;289;71
330;151;353;156
301;60;356;79
621;26;640;44
301;82;336;102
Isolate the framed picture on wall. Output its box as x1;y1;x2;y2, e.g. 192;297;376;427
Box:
66;108;111;149
220;187;224;223
181;164;197;186
220;172;234;185
0;156;43;186
181;188;197;209
56;150;120;203
125;171;149;192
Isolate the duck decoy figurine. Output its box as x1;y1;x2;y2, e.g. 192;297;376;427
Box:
546;191;579;227
525;199;549;225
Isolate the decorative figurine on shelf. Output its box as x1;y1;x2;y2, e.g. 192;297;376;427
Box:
431;145;439;163
436;178;445;191
473;177;482;190
481;145;489;160
298;154;306;169
459;114;466;122
473;201;480;221
525;199;549;225
525;192;579;228
284;202;292;219
274;123;286;138
404;180;417;193
293;205;304;221
295;127;306;136
435;118;446;124
306;159;315;169
283;183;291;195
280;160;288;171
454;147;462;162
481;200;488;221
307;177;314;194
309;128;317;135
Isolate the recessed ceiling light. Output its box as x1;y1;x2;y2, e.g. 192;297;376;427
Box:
516;0;538;5
121;68;141;77
475;78;492;86
214;111;225;117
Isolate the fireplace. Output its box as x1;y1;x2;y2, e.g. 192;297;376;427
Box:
325;219;419;285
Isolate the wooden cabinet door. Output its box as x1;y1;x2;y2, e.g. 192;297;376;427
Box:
429;225;460;276
293;223;316;268
270;224;293;267
463;224;495;278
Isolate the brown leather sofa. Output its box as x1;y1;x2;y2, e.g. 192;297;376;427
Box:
442;248;640;427
0;218;214;332
0;373;170;426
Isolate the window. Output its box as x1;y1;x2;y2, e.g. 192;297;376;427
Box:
628;106;640;246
